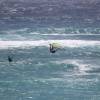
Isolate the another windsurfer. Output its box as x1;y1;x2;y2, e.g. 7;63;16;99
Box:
8;56;13;63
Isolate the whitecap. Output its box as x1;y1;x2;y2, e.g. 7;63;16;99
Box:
0;40;100;49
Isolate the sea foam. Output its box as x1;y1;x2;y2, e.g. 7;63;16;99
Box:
0;40;100;49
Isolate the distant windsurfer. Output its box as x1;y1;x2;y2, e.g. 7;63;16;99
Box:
8;56;12;62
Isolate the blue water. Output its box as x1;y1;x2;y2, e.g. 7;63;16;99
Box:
0;0;100;100
0;27;100;100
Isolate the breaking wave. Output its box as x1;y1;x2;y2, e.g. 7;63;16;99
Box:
0;40;100;49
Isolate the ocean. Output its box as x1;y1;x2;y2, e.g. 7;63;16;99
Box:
0;26;100;100
0;0;100;100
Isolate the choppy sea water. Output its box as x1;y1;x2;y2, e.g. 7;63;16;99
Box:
0;26;100;100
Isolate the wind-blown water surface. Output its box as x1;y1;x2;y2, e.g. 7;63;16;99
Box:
0;0;100;100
